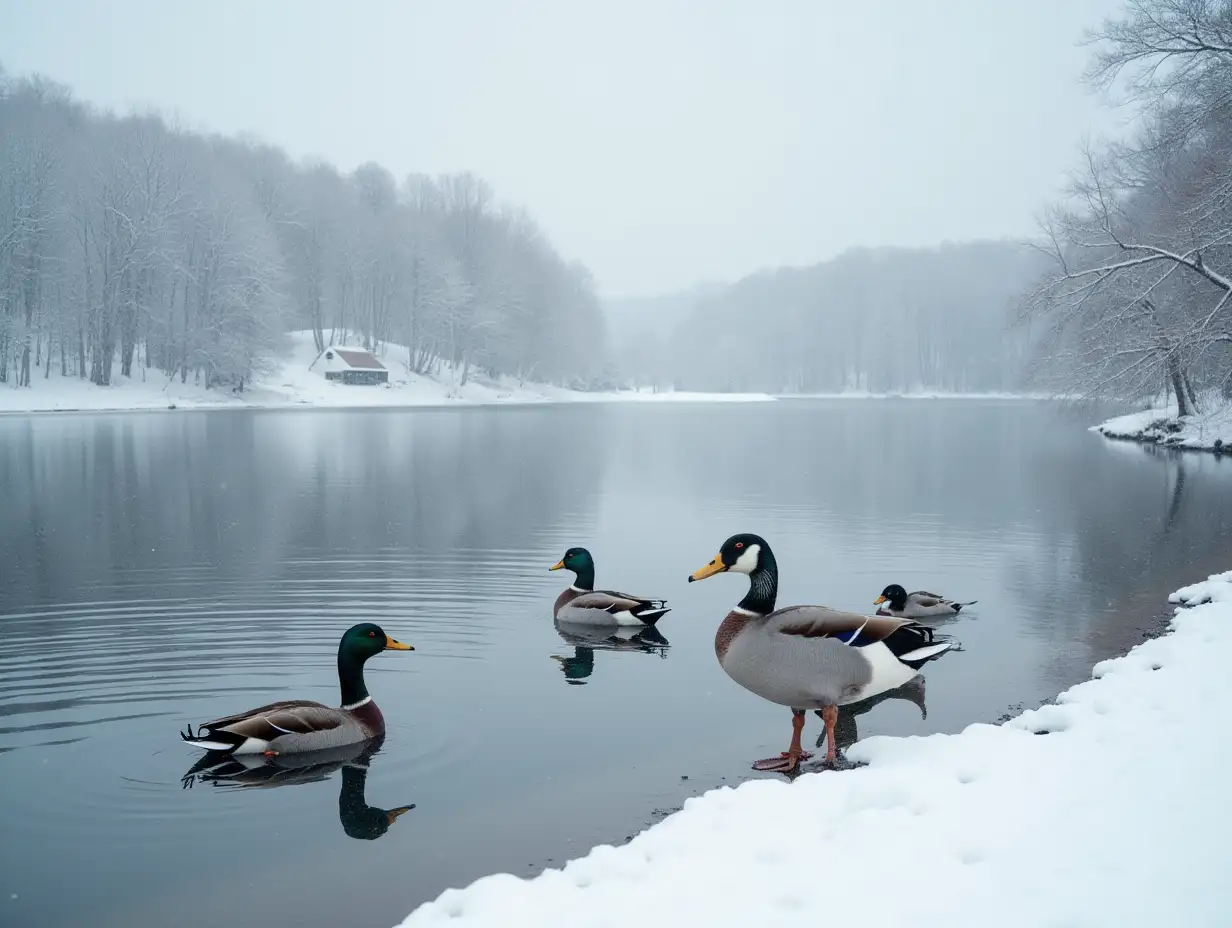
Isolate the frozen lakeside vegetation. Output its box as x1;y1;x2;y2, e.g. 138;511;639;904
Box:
398;568;1232;928
0;67;613;400
1093;394;1232;453
1021;1;1232;444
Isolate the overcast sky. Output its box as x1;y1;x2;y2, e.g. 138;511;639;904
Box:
0;0;1129;298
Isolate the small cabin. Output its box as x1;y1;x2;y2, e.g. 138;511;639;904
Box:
310;346;389;385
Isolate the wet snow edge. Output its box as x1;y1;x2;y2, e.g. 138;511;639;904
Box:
1093;401;1232;452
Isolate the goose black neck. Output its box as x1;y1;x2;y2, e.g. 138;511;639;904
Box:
338;650;371;707
571;564;595;591
739;547;779;615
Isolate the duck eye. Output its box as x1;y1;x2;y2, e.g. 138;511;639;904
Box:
735;542;744;549
368;631;377;637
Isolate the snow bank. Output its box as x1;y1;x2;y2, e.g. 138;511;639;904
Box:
1093;398;1232;453
0;332;774;414
397;570;1232;928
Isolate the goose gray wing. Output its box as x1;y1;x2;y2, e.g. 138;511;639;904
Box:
908;591;947;606
766;605;945;660
765;605;913;645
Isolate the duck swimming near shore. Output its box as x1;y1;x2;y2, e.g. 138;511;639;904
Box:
180;623;413;756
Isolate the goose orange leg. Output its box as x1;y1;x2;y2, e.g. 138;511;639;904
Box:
752;709;813;772
816;705;839;765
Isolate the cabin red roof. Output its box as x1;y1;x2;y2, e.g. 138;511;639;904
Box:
331;348;386;370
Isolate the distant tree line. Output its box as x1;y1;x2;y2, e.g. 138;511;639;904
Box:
1022;0;1232;412
610;241;1047;394
0;65;610;393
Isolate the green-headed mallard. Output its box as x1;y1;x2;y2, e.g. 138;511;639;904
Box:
688;534;954;773
874;583;976;619
549;547;669;627
180;622;413;756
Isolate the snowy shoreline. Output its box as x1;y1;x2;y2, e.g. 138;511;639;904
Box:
777;390;1056;401
1093;400;1232;454
395;569;1232;927
0;332;1070;416
0;333;776;415
0;390;778;417
0;389;1060;417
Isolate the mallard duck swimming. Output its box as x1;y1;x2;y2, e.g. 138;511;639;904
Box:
874;583;976;619
689;534;955;773
180;623;413;756
549;547;669;627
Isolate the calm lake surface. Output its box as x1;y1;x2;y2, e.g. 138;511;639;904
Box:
3;400;1232;928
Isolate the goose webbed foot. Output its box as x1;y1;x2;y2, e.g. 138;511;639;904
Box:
751;709;813;773
751;749;813;772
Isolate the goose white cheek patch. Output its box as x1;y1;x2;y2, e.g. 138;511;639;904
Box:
732;544;760;574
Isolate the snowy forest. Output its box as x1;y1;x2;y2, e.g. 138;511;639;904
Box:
0;65;610;394
10;0;1232;406
1022;0;1232;411
607;242;1046;394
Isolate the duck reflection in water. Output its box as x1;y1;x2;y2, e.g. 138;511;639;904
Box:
550;618;669;685
181;736;414;840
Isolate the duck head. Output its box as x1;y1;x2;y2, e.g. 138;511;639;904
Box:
874;584;908;608
688;533;769;581
339;622;414;660
549;547;594;575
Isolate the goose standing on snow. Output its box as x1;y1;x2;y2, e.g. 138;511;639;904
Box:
180;623;413;756
874;583;976;619
549;547;670;627
688;534;955;773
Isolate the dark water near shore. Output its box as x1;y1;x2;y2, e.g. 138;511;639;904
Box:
2;400;1231;928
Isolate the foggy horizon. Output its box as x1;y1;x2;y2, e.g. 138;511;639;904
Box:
0;0;1128;299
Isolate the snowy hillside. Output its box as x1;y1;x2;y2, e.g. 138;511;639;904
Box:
0;331;774;414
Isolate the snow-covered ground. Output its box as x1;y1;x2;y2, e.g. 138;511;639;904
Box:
0;332;774;414
398;569;1232;928
1094;397;1232;453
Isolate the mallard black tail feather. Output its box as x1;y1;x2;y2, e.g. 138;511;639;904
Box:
180;723;243;752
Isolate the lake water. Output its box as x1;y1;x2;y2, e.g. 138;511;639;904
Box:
3;400;1232;928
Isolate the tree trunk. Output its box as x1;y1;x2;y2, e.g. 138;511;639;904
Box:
119;268;140;378
1168;355;1193;418
1182;371;1200;414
